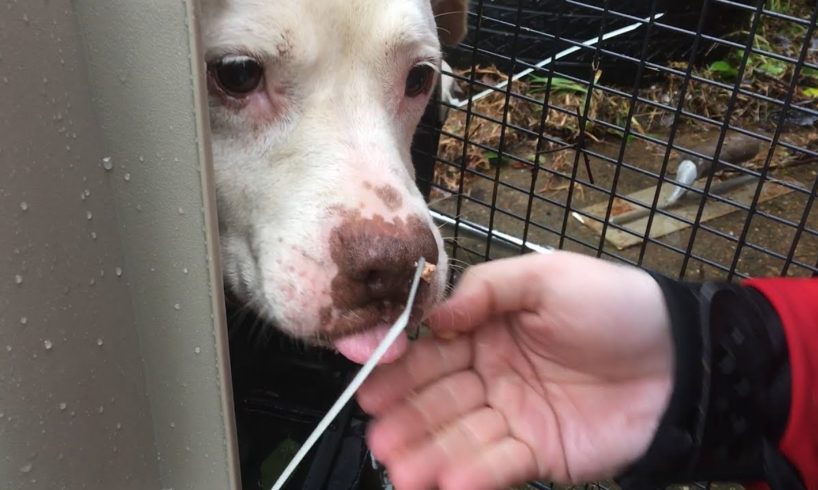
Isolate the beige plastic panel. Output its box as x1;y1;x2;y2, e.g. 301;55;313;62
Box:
0;1;239;489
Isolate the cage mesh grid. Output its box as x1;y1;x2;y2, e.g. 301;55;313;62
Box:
417;0;818;288
409;0;817;486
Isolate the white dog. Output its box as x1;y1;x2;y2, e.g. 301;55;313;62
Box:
199;0;468;364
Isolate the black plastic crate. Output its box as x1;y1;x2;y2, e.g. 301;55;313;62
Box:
446;0;753;85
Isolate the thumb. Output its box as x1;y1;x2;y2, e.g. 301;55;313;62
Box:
427;253;549;336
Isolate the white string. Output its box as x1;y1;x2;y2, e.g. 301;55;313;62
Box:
271;257;427;490
451;12;665;109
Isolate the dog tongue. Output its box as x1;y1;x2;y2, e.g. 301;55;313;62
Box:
333;324;408;365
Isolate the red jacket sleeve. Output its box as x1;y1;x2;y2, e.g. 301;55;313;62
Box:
744;278;818;489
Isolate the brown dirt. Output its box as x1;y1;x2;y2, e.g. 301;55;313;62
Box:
431;126;818;280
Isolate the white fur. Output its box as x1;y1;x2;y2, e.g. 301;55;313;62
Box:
200;0;461;341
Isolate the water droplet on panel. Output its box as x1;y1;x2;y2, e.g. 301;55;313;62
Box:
102;157;113;171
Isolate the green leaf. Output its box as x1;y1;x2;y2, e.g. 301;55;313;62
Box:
484;150;511;166
527;75;587;95
550;77;587;95
803;67;818;79
803;87;818;98
709;60;734;72
709;60;738;79
605;128;636;142
758;60;787;77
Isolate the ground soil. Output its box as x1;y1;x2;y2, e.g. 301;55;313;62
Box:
431;126;818;280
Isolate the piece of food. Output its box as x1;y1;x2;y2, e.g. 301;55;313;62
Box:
421;262;436;282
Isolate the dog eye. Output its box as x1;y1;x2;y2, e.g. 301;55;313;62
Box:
210;56;264;96
405;64;435;98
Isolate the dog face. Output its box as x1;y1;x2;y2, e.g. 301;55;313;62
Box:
200;0;467;364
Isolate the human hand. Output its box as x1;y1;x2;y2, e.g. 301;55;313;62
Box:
357;251;674;490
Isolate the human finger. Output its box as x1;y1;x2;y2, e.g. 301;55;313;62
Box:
427;253;551;335
366;370;487;462
383;407;508;490
357;335;472;415
438;436;541;490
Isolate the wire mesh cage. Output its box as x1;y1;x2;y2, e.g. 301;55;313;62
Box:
413;0;818;286
407;0;818;487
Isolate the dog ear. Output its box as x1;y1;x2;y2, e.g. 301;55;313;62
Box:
431;0;469;46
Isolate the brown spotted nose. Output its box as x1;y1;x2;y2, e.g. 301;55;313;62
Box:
329;213;439;308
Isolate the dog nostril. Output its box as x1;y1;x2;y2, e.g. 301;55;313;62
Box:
329;213;439;308
364;268;411;300
365;270;387;298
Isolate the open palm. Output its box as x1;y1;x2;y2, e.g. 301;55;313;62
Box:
357;252;674;490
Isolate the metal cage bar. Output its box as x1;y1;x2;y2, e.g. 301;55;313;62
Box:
425;0;818;287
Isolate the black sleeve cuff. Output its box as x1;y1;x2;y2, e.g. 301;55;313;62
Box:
616;275;799;489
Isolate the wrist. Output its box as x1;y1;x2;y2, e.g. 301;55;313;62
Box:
617;276;798;489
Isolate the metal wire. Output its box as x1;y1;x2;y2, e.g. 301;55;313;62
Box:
420;0;818;285
413;4;818;484
726;3;818;279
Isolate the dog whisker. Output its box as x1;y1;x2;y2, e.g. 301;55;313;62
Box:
447;257;471;267
433;10;470;20
428;192;465;207
446;265;466;276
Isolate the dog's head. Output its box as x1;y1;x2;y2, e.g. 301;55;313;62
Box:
200;0;467;364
